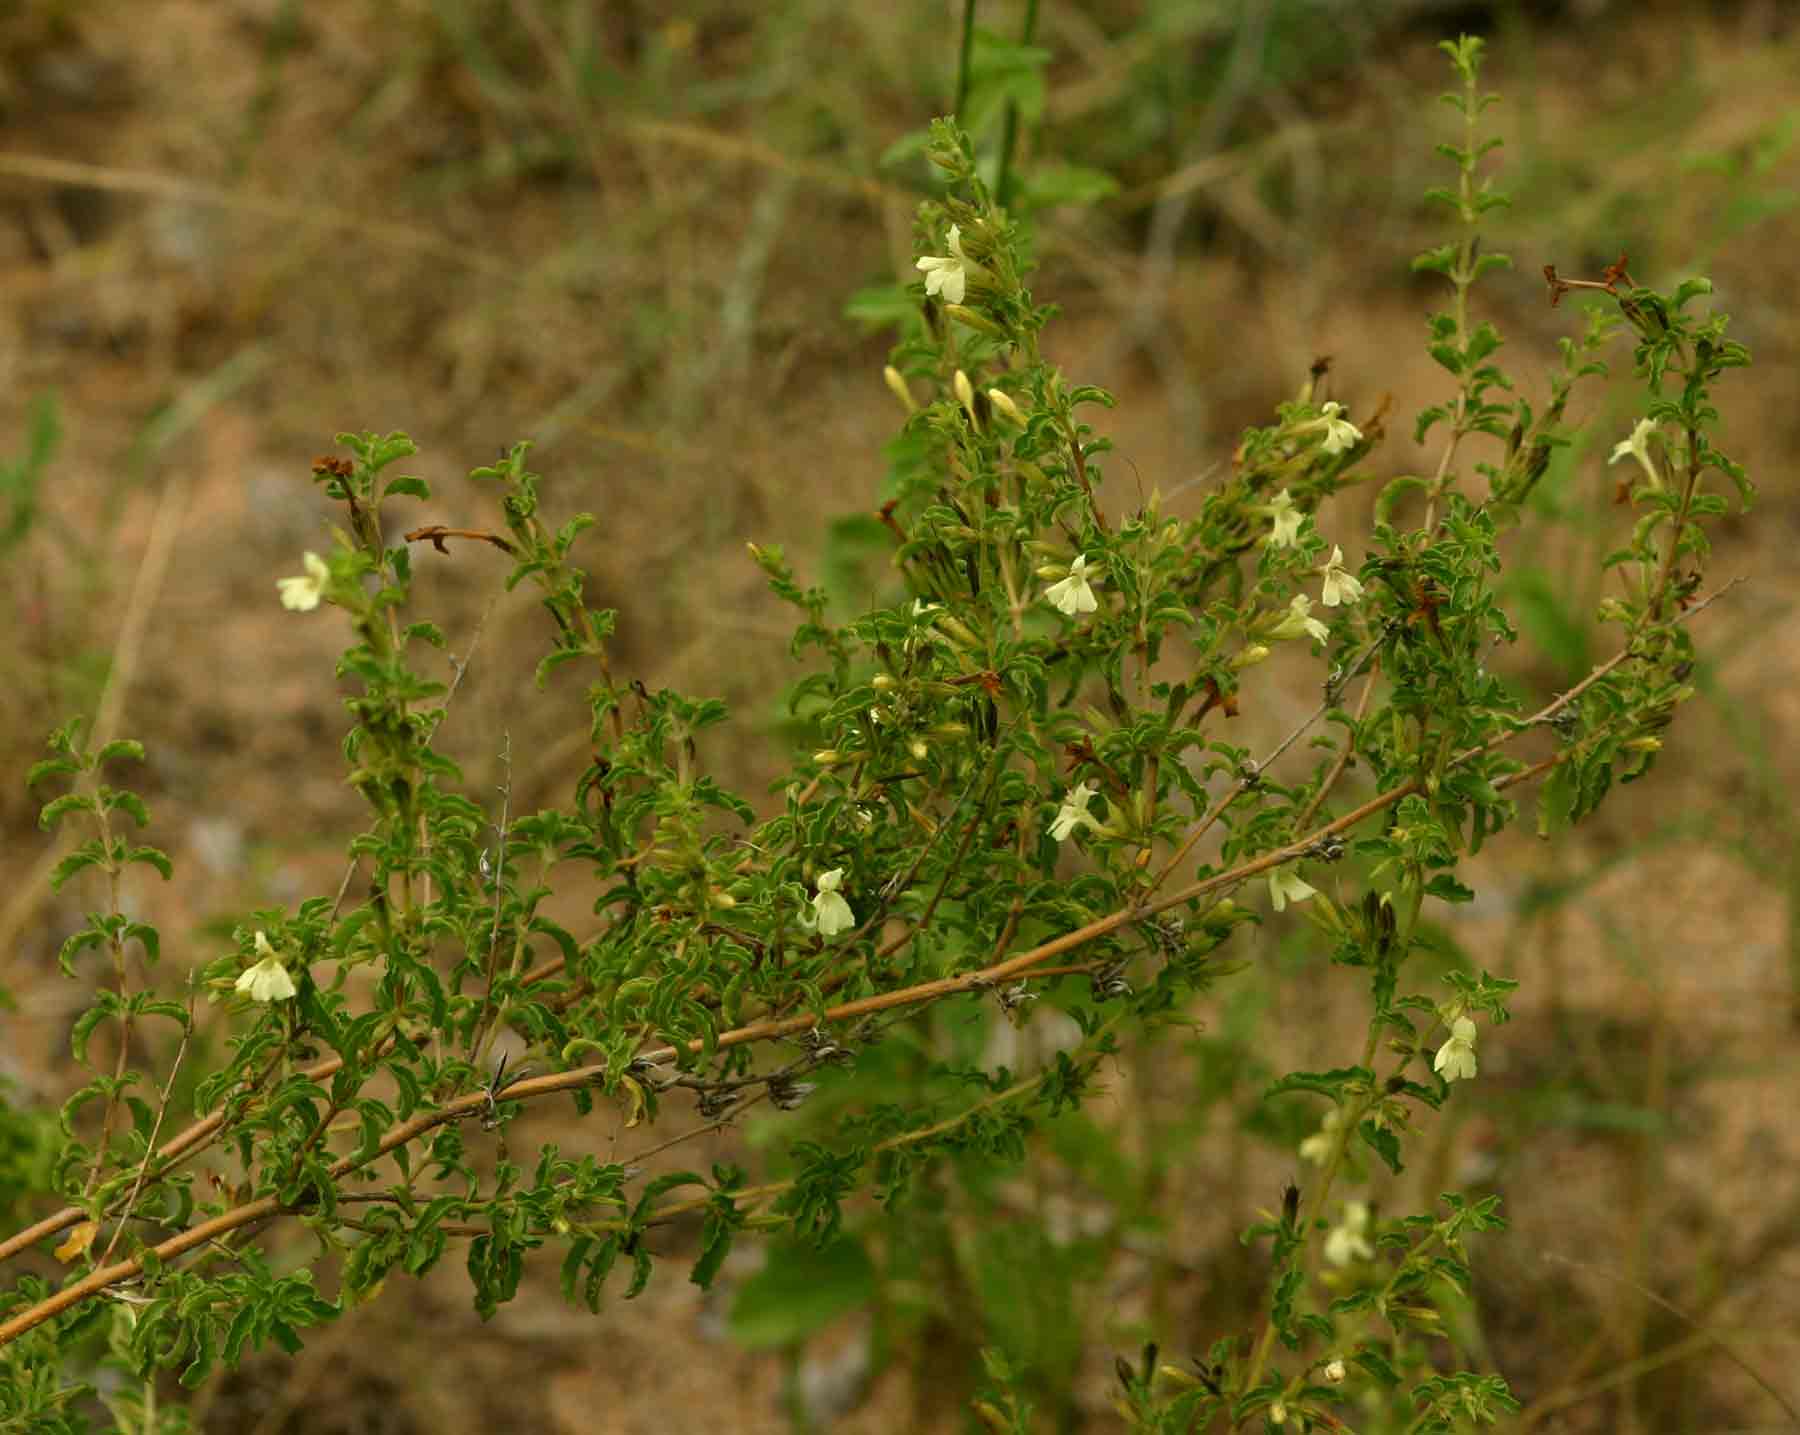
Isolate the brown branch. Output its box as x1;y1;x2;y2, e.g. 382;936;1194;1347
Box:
0;1052;346;1267
403;525;517;557
0;586;1737;1343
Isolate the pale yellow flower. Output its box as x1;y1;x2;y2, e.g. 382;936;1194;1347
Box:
1050;781;1099;842
236;931;296;1003
1320;546;1364;607
1269;868;1317;912
277;552;330;612
1299;1108;1343;1165
916;225;968;305
1324;1200;1374;1267
1260;489;1303;548
805;868;855;938
1317;401;1362;455
1433;1016;1478;1082
1608;416;1662;490
1045;555;1100;616
1270;593;1329;644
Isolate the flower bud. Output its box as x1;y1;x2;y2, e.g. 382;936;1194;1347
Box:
986;387;1024;424
871;673;896;691
953;369;977;420
1231;644;1271;670
882;365;916;414
1324;1358;1346;1385
945;303;1005;338
908;738;929;761
935;614;982;649
811;749;842;767
1623;736;1662;753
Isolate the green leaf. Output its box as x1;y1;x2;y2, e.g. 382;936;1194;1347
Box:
405;1222;446;1277
1354;1346;1402;1387
181;1325;216;1388
49;844;106;893
1376;476;1429;525
1536;760;1576;839
38;793;96;830
1358;1118;1404;1175
57;925;107;978
1423;874;1475;904
1672;276;1713;310
382;475;432;501
126;846;174;880
1412;243;1458;275
534;647;590;689
26;755;81;787
624;1241;653;1300
105;789;150;827
70;1005;110;1066
1266;1067;1372;1101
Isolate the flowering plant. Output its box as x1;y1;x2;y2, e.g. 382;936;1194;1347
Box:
0;35;1753;1434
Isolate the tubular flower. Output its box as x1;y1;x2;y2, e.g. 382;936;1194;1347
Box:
1050;781;1099;842
804;868;855;937
1324;1200;1375;1267
1433;1016;1478;1082
236;931;297;1003
1316;401;1363;455
1319;546;1364;607
277;552;330;612
1044;555;1100;616
1270;593;1329;644
1608;416;1663;490
1269;868;1317;912
1260;488;1303;548
1298;1108;1343;1165
916;224;968;305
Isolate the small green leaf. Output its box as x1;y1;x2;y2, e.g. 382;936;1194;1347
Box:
1358;1118;1405;1175
26;756;81;787
382;475;432;501
126;846;174;880
49;845;106;893
38;793;96;830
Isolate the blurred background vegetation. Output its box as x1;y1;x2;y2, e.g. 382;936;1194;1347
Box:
0;1;1795;1430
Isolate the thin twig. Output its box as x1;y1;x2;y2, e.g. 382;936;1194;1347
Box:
1292;661;1380;831
96;997;195;1269
1151;633;1386;895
